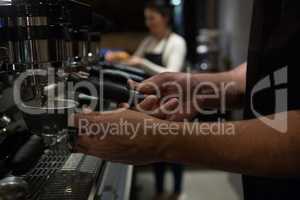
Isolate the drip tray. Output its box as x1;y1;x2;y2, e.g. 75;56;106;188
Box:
23;146;104;200
39;172;94;200
23;147;70;200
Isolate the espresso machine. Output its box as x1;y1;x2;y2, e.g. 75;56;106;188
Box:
0;0;137;199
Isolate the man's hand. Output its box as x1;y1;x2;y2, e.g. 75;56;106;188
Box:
130;72;201;122
73;109;171;165
129;63;247;121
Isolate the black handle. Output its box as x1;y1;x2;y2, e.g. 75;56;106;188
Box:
89;78;145;105
10;135;44;175
90;67;145;83
98;62;148;78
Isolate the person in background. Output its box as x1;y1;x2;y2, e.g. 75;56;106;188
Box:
103;0;187;199
128;0;187;76
106;0;187;77
132;1;186;199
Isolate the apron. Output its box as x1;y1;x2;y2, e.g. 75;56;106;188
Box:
144;36;170;67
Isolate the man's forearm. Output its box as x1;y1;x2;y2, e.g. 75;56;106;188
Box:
161;110;300;177
191;63;247;110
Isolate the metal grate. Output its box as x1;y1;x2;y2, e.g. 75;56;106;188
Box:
39;171;95;200
23;146;70;200
21;144;104;200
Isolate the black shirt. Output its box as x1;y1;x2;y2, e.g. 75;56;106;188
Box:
244;0;300;199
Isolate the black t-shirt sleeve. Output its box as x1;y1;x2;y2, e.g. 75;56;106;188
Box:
245;0;300;119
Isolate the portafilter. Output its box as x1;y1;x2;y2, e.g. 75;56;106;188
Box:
21;99;78;147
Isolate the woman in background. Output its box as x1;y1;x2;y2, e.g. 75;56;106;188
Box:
132;1;186;199
104;1;186;198
107;0;187;77
105;2;186;197
127;0;187;76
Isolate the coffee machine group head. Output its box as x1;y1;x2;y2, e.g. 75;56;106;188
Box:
1;0;101;71
0;0;103;147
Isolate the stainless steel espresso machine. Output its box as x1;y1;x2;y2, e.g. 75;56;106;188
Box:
0;1;139;199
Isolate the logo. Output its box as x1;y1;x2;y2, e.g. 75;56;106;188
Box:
251;66;288;133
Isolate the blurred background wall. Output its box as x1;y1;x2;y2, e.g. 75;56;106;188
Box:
219;0;254;66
